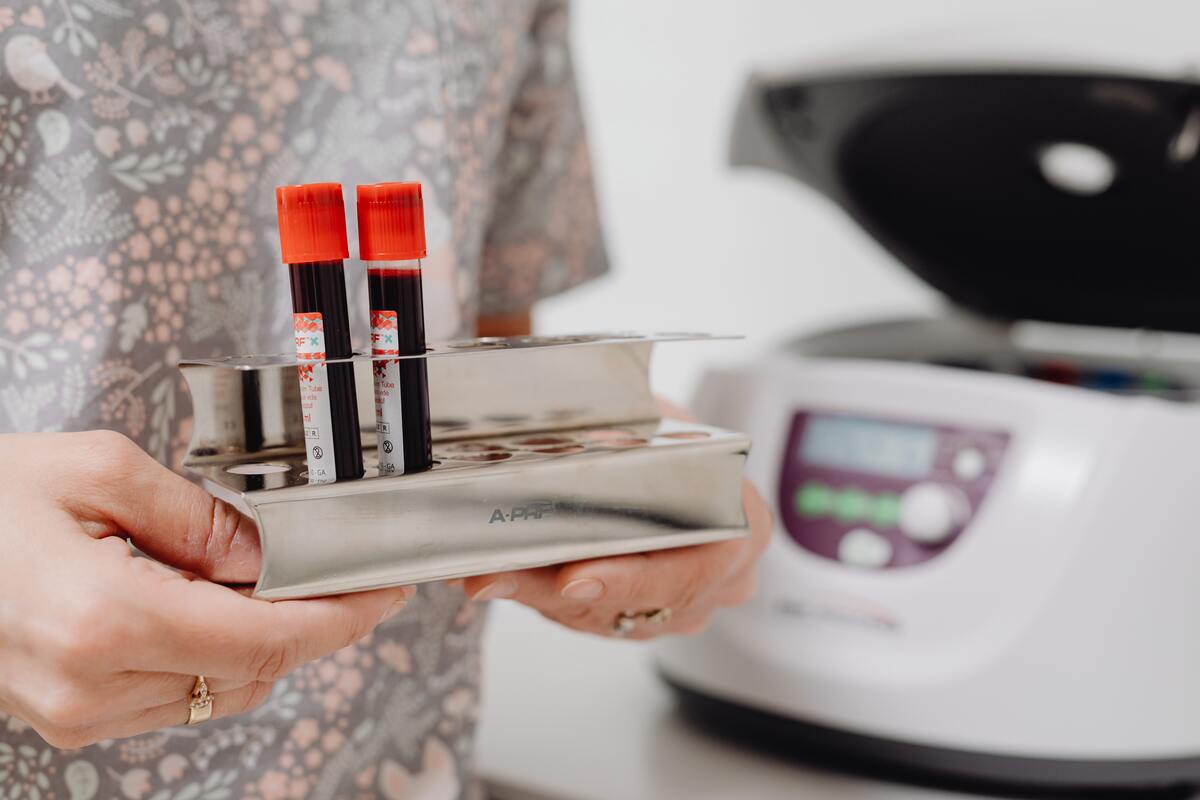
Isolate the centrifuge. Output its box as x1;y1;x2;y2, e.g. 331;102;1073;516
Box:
656;42;1200;795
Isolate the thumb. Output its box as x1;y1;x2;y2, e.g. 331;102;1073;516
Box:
66;431;262;584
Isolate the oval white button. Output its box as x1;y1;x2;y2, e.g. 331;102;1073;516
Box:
838;528;894;569
953;446;987;482
899;483;968;544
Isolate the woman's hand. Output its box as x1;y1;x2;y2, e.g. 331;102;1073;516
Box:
462;477;773;639
0;431;411;748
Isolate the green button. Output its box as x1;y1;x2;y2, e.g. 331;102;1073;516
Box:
833;488;872;522
872;492;902;528
796;483;834;517
1139;372;1172;392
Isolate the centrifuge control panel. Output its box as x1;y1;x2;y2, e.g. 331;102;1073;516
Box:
777;411;1008;570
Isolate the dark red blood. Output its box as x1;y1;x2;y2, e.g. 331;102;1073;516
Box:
289;259;364;481
369;267;432;473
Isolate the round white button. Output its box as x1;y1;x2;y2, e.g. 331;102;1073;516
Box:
953;446;987;482
838;528;894;569
899;483;968;545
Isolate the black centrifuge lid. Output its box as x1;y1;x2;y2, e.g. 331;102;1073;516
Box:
750;70;1200;333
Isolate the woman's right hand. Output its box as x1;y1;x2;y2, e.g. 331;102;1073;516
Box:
0;430;411;748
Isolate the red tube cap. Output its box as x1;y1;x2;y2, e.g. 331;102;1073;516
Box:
275;183;350;264
357;182;427;261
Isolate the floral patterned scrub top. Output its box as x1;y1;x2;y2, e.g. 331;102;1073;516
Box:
0;1;607;797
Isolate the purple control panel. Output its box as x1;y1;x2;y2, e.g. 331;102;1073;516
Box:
778;411;1008;569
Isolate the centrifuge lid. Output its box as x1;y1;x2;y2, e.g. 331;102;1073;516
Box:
735;67;1200;332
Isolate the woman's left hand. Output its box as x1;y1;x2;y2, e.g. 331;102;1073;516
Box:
461;479;773;639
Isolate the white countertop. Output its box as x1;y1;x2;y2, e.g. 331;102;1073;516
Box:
476;603;998;800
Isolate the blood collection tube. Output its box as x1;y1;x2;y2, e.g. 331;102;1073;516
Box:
357;182;432;474
275;183;364;483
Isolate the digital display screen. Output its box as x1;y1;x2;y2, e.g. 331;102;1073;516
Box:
800;415;937;479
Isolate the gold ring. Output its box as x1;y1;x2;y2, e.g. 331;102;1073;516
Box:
612;607;673;637
187;675;213;725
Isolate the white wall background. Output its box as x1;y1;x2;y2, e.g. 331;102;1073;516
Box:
539;0;1200;404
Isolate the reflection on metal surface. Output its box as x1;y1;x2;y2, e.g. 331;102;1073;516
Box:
534;445;586;455
225;463;292;475
179;335;745;461
179;334;750;599
660;431;712;440
181;332;737;369
446;442;508;453
451;452;513;462
182;338;667;461
582;429;635;441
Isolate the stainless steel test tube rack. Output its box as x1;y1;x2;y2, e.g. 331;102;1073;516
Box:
180;334;750;599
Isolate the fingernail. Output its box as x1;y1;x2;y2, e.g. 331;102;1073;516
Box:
472;578;517;601
383;596;408;620
561;578;605;601
402;585;418;600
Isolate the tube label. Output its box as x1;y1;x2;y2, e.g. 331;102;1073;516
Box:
294;312;338;484
370;309;406;474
